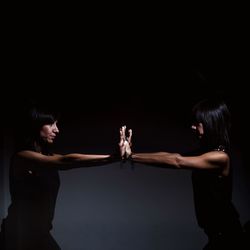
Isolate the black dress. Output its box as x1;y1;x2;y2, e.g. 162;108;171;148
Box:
0;153;61;250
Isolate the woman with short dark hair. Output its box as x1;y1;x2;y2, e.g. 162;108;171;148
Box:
0;104;121;250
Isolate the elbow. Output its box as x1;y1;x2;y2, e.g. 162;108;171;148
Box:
175;154;183;169
57;154;78;164
62;154;79;163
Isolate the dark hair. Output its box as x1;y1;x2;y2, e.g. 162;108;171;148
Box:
28;106;59;137
16;104;59;153
192;97;231;151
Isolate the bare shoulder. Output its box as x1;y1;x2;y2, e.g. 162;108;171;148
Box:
16;150;63;164
17;150;42;158
201;151;230;175
16;150;49;161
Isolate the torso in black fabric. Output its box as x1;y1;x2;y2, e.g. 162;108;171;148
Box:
192;169;239;232
191;147;241;236
0;153;61;249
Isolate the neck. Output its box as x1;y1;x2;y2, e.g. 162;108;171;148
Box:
34;141;42;153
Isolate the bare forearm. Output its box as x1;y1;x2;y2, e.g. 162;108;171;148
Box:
54;153;118;170
62;154;113;163
16;151;117;169
131;152;181;167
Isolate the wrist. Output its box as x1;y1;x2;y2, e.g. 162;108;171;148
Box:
127;152;133;161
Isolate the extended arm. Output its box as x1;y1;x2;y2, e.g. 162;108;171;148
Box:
130;151;229;175
121;126;229;175
16;151;117;170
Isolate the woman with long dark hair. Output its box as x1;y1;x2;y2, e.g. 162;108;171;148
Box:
121;98;245;249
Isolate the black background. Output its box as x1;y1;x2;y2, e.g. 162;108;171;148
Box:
1;18;250;249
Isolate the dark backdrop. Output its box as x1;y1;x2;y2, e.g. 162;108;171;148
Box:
1;35;249;249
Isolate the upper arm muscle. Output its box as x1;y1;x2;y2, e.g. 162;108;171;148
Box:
17;151;63;165
177;151;229;172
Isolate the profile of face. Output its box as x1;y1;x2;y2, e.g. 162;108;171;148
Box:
191;122;204;139
40;121;59;143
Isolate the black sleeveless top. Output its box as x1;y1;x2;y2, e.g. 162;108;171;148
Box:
191;147;240;234
6;152;60;233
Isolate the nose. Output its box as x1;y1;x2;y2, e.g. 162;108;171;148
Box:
53;124;59;133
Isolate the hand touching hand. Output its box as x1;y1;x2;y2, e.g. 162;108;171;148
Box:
119;125;132;160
